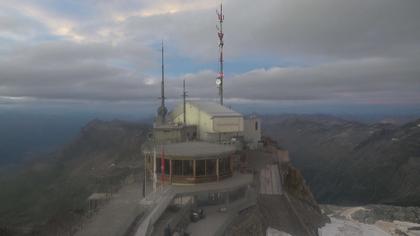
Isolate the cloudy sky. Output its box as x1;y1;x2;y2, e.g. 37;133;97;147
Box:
0;0;419;115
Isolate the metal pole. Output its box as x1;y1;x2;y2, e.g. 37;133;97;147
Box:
143;155;146;197
153;147;157;192
217;4;225;106
183;79;187;125
161;145;165;186
161;41;165;109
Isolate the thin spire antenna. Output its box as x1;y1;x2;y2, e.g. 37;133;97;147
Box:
182;79;188;124
161;40;165;108
156;40;168;124
216;3;224;105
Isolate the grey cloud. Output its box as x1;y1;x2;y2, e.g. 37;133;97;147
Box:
176;57;420;104
8;41;155;66
0;41;159;101
0;13;44;37
122;0;420;60
0;53;419;104
0;15;32;35
0;0;419;105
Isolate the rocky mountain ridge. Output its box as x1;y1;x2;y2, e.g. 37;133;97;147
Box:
0;120;149;235
263;114;420;206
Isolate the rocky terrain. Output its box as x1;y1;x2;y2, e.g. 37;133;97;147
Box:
0;120;149;235
3;114;418;235
321;205;420;235
225;144;329;236
350;205;420;225
263;115;420;206
0;118;328;236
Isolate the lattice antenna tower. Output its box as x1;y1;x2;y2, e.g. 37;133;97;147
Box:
157;40;168;124
160;40;166;109
216;3;225;105
182;80;188;124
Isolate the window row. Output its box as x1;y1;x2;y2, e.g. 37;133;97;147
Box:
155;158;231;177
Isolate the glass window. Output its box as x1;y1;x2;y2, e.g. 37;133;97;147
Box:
219;157;231;175
173;160;183;176
182;160;193;176
206;160;217;176
196;160;206;176
165;159;170;175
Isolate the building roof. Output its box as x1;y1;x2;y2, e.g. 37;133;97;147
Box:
162;141;237;159
170;101;242;119
190;101;242;117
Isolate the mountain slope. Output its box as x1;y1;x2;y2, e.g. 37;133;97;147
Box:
263;115;420;206
0;120;149;234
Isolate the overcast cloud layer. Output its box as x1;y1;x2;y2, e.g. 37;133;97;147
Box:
0;0;419;107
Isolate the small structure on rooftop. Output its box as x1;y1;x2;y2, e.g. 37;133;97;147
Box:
170;101;244;143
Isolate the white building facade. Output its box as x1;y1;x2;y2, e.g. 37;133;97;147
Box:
170;101;261;149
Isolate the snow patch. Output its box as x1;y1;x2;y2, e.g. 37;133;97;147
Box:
319;217;390;236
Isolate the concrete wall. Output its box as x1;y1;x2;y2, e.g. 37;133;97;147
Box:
173;103;211;140
153;128;183;144
153;125;197;144
213;117;244;133
244;116;262;150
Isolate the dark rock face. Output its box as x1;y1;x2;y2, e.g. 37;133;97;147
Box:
0;120;150;235
263;115;420;206
226;150;328;236
227;194;322;236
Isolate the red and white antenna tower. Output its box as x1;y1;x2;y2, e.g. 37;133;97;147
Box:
216;3;224;105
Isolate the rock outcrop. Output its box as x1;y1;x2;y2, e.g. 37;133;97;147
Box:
225;140;328;236
0;120;149;235
263;115;420;206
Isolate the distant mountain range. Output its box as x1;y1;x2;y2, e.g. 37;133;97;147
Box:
263;114;420;206
0;111;149;165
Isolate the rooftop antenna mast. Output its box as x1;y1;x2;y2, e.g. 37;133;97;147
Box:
216;3;224;106
161;40;165;109
157;40;168;124
182;79;188;125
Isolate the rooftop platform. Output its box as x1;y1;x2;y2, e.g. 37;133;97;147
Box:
163;141;236;160
171;101;243;119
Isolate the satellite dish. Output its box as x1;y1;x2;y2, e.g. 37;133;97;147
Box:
216;78;222;86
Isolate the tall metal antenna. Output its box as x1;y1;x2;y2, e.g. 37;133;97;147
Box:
161;40;165;109
216;3;224;106
157;40;168;124
182;79;188;124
